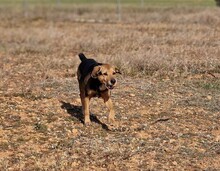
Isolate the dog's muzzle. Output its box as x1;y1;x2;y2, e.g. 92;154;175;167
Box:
106;78;117;90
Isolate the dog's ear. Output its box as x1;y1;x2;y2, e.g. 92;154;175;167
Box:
91;66;101;78
115;67;122;74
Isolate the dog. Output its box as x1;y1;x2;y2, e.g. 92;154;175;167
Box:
77;53;121;126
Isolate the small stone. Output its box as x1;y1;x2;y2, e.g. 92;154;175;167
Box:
207;96;212;100
71;162;78;167
129;93;135;97
136;102;141;106
72;129;78;136
216;135;220;142
170;139;176;143
75;98;81;103
172;161;178;165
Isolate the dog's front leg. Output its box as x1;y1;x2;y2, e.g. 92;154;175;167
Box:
101;91;115;124
81;95;91;125
105;98;115;123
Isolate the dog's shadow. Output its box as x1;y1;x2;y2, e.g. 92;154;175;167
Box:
60;101;109;130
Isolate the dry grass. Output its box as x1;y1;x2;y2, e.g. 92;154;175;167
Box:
0;5;220;77
0;5;220;170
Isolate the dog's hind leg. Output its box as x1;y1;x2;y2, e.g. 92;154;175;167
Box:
80;94;91;125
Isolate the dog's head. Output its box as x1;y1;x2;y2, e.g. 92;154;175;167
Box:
91;64;121;90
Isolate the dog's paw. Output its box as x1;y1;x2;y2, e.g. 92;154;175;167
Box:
108;117;115;124
106;121;119;131
84;120;91;126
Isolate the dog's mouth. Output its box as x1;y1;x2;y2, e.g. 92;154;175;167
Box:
105;80;117;90
106;84;115;90
99;84;114;91
107;85;114;90
100;80;116;90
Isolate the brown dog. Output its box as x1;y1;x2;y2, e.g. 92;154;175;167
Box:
77;53;121;125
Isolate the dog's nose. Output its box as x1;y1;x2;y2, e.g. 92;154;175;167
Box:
111;78;116;85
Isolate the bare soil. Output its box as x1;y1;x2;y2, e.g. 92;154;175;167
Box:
0;5;220;170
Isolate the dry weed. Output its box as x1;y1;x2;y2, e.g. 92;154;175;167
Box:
0;5;220;170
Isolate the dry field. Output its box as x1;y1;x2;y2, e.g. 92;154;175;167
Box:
0;5;220;170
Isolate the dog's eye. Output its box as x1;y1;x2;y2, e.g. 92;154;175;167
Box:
113;72;116;75
103;73;108;76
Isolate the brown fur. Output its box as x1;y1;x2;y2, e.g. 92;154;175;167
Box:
77;53;121;125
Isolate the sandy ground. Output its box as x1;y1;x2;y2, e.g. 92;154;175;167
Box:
0;5;220;170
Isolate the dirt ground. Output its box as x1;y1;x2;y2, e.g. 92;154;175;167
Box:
0;5;220;170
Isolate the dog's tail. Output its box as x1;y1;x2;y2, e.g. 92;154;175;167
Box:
78;53;87;62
